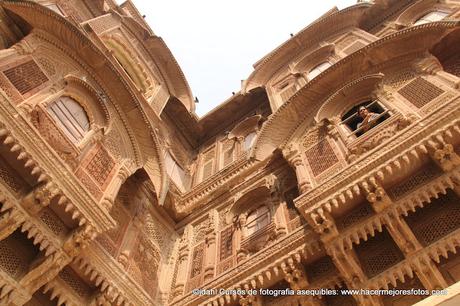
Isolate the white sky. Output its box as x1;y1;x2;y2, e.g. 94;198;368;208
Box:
129;0;357;116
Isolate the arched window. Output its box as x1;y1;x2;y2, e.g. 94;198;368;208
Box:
47;96;90;144
243;132;256;151
414;11;449;25
340;100;390;137
246;206;270;236
307;61;332;80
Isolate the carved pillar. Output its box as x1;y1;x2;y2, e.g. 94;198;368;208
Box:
282;144;311;194
328;247;383;306
365;180;449;290
429;141;460;173
0;196;22;241
203;210;218;282
21;181;59;215
308;208;382;305
63;225;97;258
281;258;308;291
268;177;287;238
101;166;130;211
236;213;248;262
20;250;70;299
173;225;192;297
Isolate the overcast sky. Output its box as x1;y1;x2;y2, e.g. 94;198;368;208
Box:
129;0;357;116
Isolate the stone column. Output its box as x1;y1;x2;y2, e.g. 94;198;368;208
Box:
203;232;216;282
101;166;130;211
236;213;248;262
282;144;311;194
173;225;192;297
329;247;383;306
0;195;22;241
366;180;449;291
21;181;59;215
203;210;218;282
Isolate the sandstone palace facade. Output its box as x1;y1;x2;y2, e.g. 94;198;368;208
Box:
0;0;460;305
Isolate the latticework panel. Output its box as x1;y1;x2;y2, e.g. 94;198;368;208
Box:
74;168;102;200
36;57;56;77
305;139;339;177
145;216;165;248
382;66;417;89
219;226;233;261
398;77;444;108
405;190;460;246
388;163;442;200
301;127;321;149
355;228;404;278
0;230;40;280
40;208;69;238
444;55;460;77
2;60;48;95
85;146;115;187
306;256;337;282
103;127;124;160
337;204;374;230
96;234;117;256
190;243;205;279
216;256;234;275
185;275;202;293
58;266;93;298
89;14;119;34
0;154;29;194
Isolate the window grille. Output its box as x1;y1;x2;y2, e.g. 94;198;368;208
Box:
47;96;89;144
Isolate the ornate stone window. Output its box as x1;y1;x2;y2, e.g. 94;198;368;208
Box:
47;96;90;144
243;132;256;151
220;139;236;168
414;11;449;25
246;205;270;236
340;100;390;137
200;147;215;182
307;61;332;80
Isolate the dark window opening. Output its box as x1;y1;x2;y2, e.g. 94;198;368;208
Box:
341;100;390;137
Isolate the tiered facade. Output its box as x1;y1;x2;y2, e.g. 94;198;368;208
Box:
0;0;459;305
